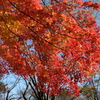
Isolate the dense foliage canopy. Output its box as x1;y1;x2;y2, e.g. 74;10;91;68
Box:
0;0;100;97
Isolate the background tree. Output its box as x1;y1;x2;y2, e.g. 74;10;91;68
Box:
80;73;100;100
0;64;7;99
0;78;6;100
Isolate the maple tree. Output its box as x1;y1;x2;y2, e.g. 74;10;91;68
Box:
0;0;100;99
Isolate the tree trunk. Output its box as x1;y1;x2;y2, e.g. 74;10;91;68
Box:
51;95;55;100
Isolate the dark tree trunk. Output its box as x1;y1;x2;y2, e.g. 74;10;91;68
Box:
51;95;55;100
